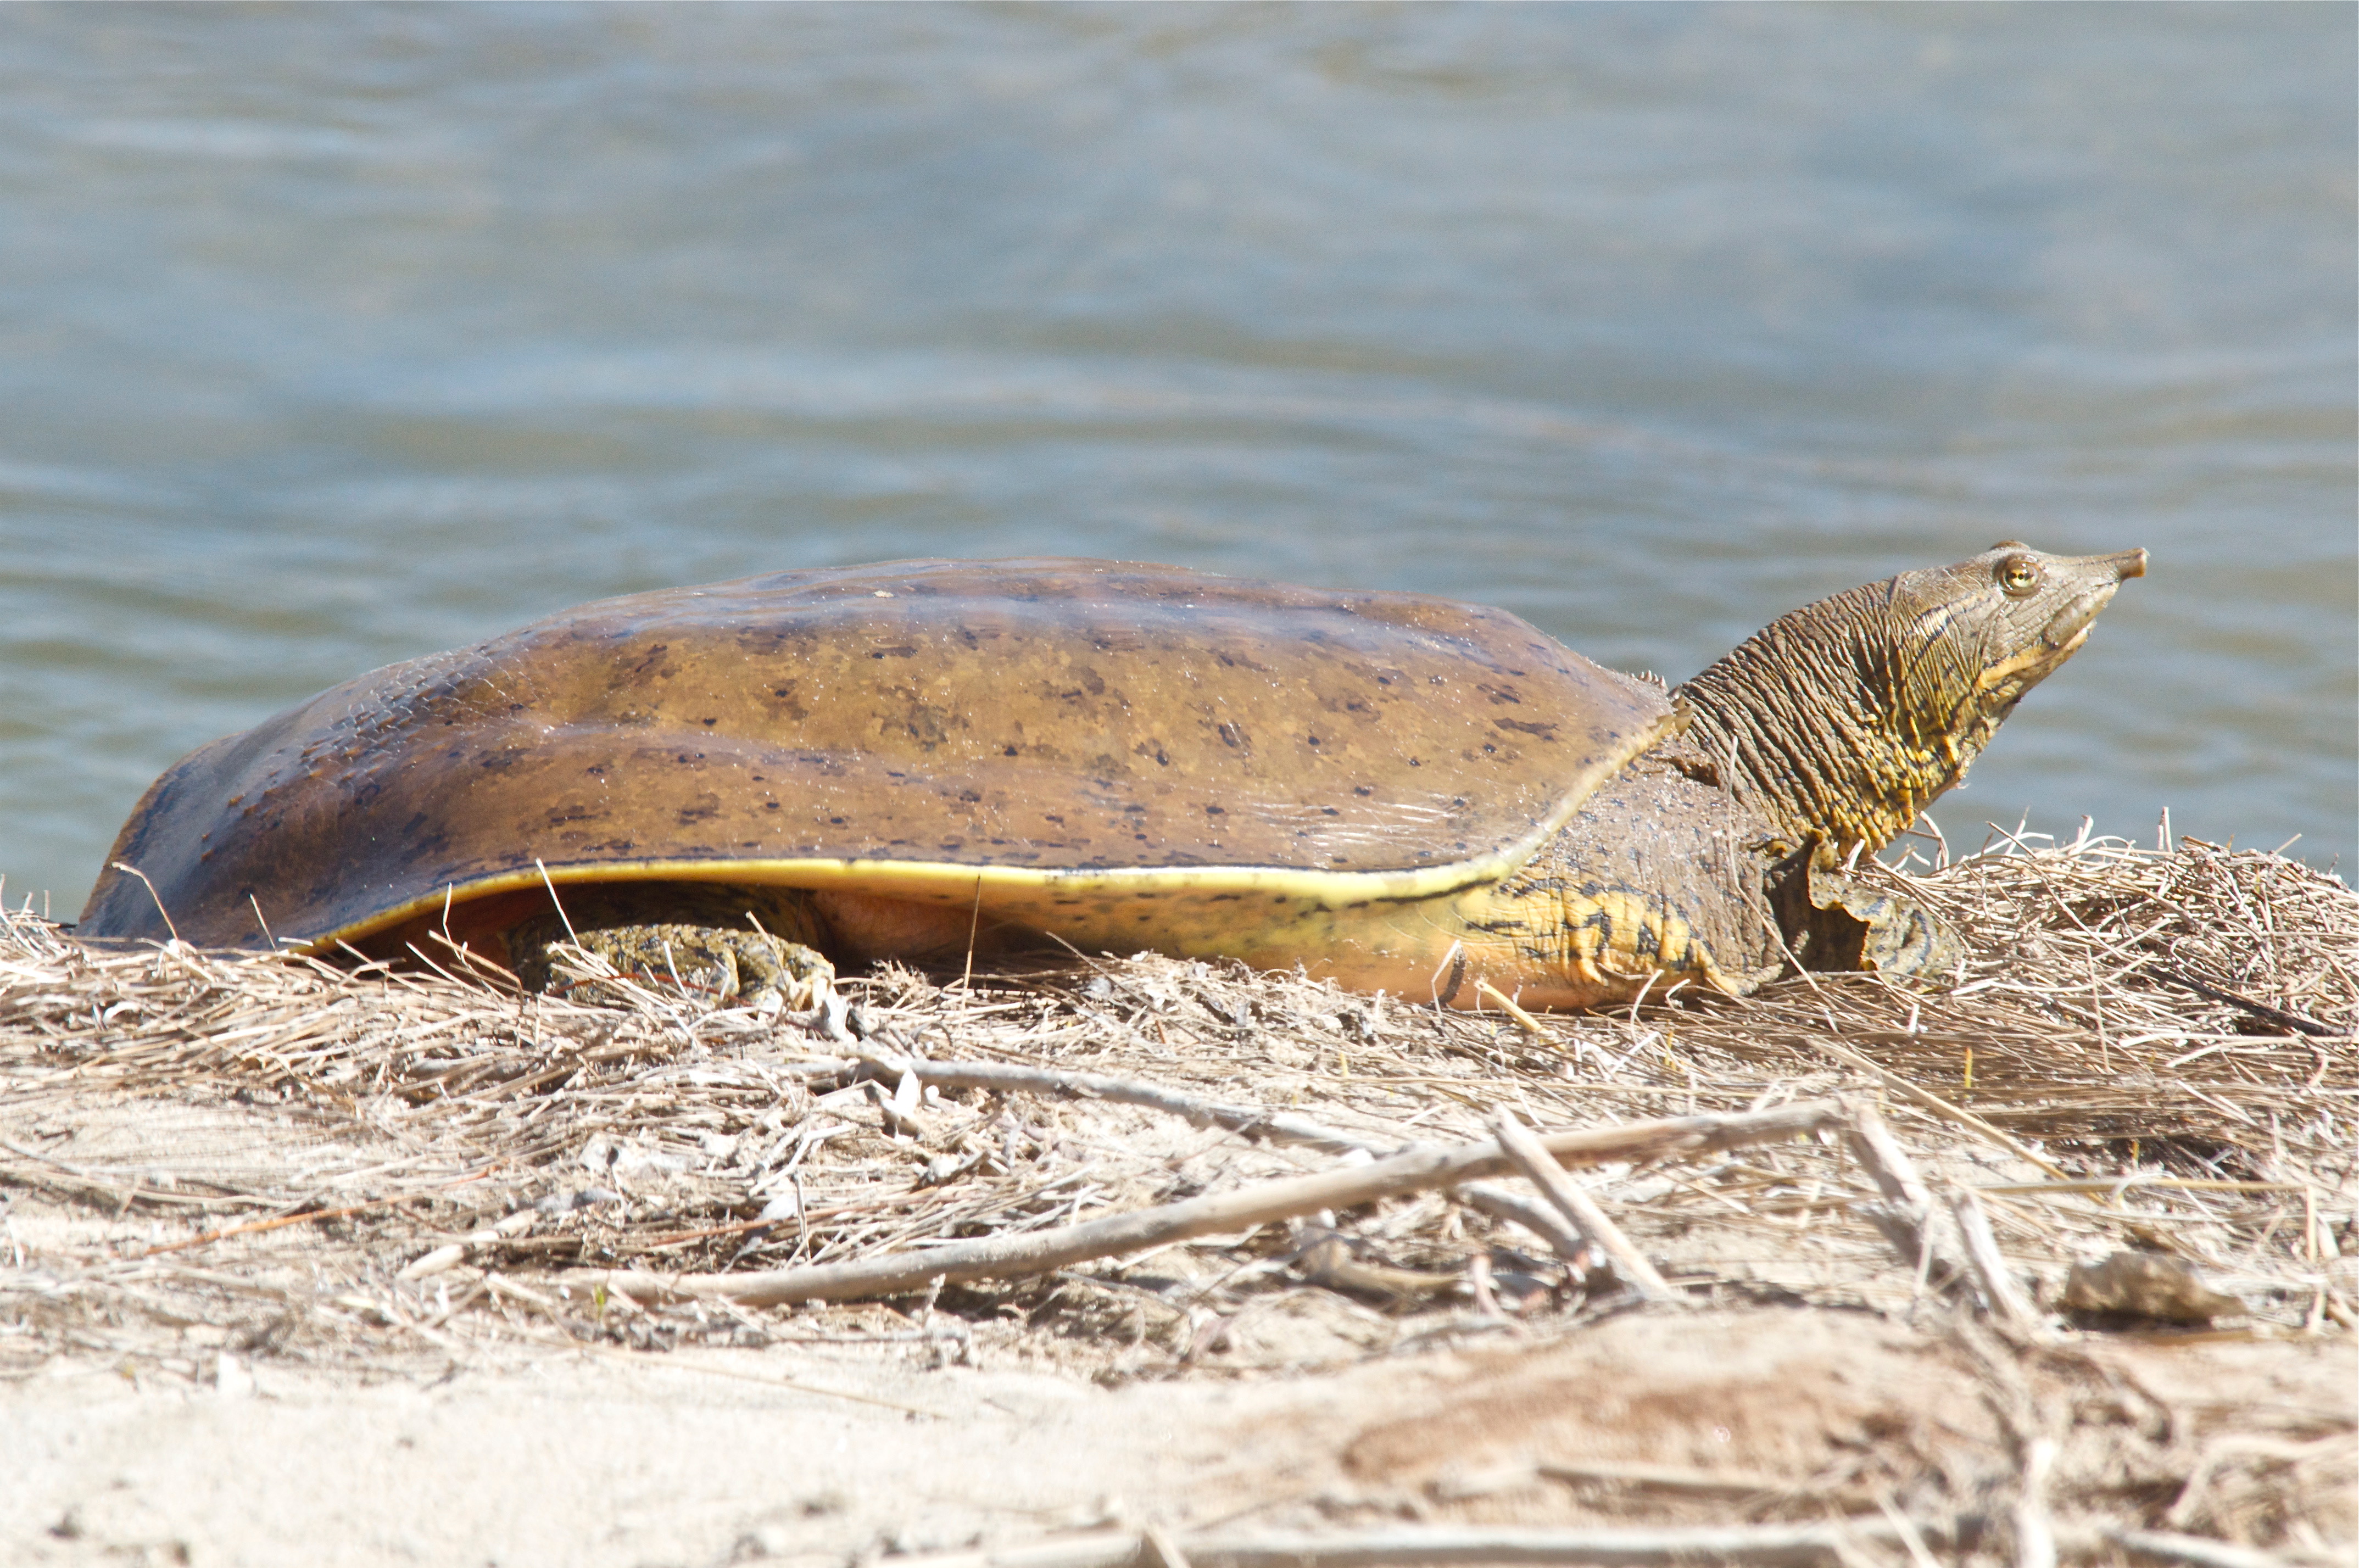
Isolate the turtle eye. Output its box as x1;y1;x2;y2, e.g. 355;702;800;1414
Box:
1996;555;2043;598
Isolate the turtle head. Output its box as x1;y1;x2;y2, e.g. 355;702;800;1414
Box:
1675;543;2145;860
1902;542;2147;757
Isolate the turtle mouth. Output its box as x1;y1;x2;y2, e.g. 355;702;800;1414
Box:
2038;581;2120;656
1973;577;2125;700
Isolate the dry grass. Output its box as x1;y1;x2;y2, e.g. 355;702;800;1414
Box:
2;829;2353;1561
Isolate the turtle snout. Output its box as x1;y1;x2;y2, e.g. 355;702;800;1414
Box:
2039;549;2143;651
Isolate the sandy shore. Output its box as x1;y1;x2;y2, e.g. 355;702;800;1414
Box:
5;838;2354;1566
10;1310;2352;1567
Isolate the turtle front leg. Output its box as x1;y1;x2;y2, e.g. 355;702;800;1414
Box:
1784;858;1964;983
1441;757;1787;1009
506;883;836;1012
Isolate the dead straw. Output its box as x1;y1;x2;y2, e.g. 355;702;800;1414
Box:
3;832;2352;1558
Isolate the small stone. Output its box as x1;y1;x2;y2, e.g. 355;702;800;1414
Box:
2064;1251;2243;1324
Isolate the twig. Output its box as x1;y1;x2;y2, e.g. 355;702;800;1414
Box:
1839;1101;1968;1294
397;1207;538;1280
1533;1459;1822;1499
871;1523;1939;1568
1294;1233;1461;1301
854;1051;1385;1156
1975;1179;2310;1197
0;1135;244;1209
108;861;181;944
1876;1494;1943;1568
1491;1111;1678;1303
1142;1525;1195;1568
572;1341;947;1419
1457;1184;1594;1270
568;1101;1840;1307
1475;978;1549;1037
847;1532;1140;1568
1949;1186;2044;1338
125;1174;493;1259
1189;1524;1909;1568
2145;965;2343;1039
2011;1437;2057;1568
2105;1529;2297;1568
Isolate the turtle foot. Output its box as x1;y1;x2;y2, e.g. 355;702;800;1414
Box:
1782;858;1964;984
505;883;837;1012
536;923;836;1013
1843;885;1964;981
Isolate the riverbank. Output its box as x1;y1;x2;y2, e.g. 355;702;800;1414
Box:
3;834;2352;1566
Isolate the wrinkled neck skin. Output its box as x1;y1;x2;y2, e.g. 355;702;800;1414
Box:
1674;588;1975;860
1670;545;2143;865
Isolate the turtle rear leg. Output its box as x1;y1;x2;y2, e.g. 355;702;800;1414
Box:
507;882;836;1012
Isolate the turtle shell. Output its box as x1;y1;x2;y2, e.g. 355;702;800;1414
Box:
79;559;1675;954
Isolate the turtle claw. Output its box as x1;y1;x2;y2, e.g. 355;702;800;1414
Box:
735;939;836;1016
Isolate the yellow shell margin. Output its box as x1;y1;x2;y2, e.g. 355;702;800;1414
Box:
310;704;1681;953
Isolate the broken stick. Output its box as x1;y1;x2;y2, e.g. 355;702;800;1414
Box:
1492;1109;1678;1303
568;1100;1840;1308
875;1521;1923;1568
1841;1098;1970;1294
1457;1183;1594;1270
1950;1185;2045;1339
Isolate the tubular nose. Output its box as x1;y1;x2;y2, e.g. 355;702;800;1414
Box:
2113;548;2148;581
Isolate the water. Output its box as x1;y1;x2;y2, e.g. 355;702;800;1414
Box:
2;3;2351;920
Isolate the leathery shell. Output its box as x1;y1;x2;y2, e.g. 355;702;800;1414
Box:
80;558;1675;952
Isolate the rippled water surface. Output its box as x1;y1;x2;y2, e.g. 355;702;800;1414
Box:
2;4;2352;917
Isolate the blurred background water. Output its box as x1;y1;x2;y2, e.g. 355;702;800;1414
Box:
1;2;2351;920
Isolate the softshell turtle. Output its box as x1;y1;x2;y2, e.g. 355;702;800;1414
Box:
80;544;2143;1011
